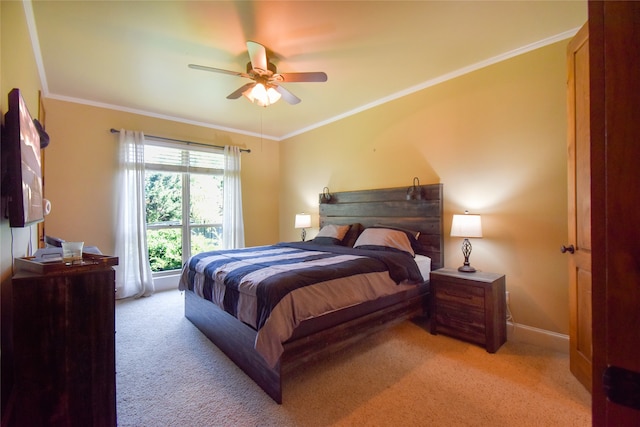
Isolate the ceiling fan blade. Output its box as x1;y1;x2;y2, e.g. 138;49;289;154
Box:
276;72;328;83
188;64;249;78
246;41;268;72
227;82;255;99
274;85;301;105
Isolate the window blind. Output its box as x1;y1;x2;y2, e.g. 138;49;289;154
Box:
144;140;224;174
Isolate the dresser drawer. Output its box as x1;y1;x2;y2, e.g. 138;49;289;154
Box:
434;282;484;309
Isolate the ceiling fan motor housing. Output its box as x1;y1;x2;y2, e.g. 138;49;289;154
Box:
247;61;277;75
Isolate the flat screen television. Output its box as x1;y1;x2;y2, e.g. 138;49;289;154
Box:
1;88;44;228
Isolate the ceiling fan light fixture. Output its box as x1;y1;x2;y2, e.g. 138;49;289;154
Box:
242;83;281;107
266;87;281;104
190;40;325;106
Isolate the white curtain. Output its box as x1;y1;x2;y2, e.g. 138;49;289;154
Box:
114;129;154;299
222;145;245;249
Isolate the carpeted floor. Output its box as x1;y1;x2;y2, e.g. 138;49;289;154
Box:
115;290;591;426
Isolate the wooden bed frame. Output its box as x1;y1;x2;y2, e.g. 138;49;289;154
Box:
184;183;443;403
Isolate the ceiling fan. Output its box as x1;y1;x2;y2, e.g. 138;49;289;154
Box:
188;41;327;106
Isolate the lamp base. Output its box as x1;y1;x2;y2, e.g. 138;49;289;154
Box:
458;238;476;273
457;265;477;273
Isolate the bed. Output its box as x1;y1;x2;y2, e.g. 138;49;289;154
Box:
179;183;444;403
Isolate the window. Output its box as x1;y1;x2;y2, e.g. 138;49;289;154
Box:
144;140;224;273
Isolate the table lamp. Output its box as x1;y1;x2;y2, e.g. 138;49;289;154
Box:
295;213;311;241
450;211;483;273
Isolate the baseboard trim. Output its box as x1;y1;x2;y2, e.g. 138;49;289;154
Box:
506;321;569;354
153;274;180;293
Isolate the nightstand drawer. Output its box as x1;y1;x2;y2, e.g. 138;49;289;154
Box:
434;283;484;309
436;301;486;332
435;322;485;346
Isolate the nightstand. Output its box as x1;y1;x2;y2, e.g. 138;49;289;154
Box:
429;268;506;353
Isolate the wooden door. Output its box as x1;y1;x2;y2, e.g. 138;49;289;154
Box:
590;1;640;424
566;22;592;393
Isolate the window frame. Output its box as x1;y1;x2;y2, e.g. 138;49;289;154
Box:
143;139;225;274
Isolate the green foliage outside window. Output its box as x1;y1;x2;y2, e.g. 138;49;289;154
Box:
191;225;223;254
145;173;182;224
147;228;182;272
146;172;182;272
145;171;224;273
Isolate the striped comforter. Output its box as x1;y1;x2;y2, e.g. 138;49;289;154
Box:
179;242;423;366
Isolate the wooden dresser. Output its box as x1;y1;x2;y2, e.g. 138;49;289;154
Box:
429;268;506;353
7;256;117;427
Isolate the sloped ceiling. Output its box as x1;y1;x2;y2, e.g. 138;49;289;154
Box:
28;1;587;140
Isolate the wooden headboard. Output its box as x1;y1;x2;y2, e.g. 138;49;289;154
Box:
318;183;444;269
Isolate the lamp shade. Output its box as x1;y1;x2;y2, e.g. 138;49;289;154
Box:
451;214;483;238
294;213;311;229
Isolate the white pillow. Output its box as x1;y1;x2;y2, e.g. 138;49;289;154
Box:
353;228;415;256
316;224;350;241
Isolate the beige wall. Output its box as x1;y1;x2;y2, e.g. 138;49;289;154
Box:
1;2;44;284
279;41;570;335
42;99;280;255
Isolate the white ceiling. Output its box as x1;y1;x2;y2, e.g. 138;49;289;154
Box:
27;1;587;140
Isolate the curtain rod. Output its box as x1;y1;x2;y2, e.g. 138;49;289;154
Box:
109;128;251;153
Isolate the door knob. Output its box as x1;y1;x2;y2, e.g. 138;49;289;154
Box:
561;244;575;254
